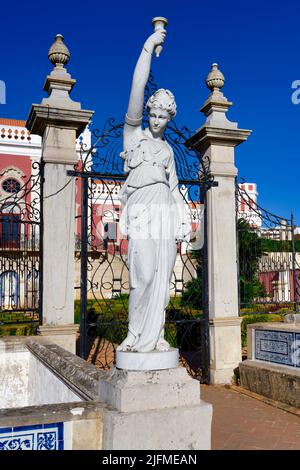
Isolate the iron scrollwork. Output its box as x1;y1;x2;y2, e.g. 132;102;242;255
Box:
0;161;43;325
236;179;299;313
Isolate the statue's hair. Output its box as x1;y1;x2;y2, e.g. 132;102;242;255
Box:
146;89;177;119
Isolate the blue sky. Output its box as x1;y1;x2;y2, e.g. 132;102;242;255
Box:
1;0;300;222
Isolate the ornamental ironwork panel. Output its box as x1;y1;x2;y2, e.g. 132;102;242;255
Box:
72;73;215;384
0;161;43;326
236;182;299;315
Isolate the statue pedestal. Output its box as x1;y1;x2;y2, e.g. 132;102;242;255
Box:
99;367;212;449
116;348;178;370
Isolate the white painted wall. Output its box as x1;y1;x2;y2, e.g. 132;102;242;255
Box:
0;349;81;409
28;353;82;406
0;351;30;408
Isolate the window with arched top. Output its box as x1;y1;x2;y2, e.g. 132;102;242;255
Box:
0;203;21;248
0;271;20;309
1;202;21;214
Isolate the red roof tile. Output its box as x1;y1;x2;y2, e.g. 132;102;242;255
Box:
0;118;26;127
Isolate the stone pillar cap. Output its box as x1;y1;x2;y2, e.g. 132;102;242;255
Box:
26;104;94;137
196;62;241;131
38;33;82;110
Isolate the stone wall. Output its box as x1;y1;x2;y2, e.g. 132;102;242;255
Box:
240;359;300;408
0;337;211;450
0;337;105;450
28;353;82;406
0;339;30;409
0;338;82;408
0;402;103;450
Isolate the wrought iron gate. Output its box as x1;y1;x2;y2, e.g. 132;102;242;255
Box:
236;182;299;314
0;161;43;326
71;74;215;383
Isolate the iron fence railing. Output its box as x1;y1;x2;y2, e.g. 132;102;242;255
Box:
0;162;43;323
236;183;299;314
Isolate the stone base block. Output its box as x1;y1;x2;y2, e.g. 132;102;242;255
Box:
116;348;178;371
103;401;212;450
239;360;300;408
209;317;242;384
99;367;200;412
210;368;237;385
37;324;78;354
99;367;212;450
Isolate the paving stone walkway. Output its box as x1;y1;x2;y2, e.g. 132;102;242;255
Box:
201;385;300;450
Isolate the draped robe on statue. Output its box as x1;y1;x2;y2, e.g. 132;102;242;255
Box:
119;126;189;352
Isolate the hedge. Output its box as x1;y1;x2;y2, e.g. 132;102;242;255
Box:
240;313;284;347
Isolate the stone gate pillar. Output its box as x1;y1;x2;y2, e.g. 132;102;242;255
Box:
188;64;251;383
26;35;94;352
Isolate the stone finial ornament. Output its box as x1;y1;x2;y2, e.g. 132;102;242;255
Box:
48;34;70;69
206;63;225;92
199;62;239;129
41;34;79;109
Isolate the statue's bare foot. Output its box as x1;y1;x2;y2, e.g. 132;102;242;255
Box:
155;338;170;352
117;332;136;351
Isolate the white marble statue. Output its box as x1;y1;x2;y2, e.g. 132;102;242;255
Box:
117;26;190;353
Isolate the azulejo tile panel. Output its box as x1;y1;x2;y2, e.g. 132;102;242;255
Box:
0;423;64;450
295;333;300;367
255;329;300;368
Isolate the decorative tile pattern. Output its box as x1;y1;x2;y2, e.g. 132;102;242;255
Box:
255;329;300;368
295;333;300;367
0;423;64;450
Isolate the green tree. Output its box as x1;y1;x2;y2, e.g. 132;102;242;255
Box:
181;250;202;309
238;218;266;305
181;219;267;309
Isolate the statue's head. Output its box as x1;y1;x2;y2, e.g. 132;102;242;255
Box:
146;89;177;119
146;89;177;136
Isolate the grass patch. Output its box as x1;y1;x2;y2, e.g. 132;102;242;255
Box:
240;303;295;315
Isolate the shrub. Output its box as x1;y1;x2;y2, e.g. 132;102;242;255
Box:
74;297;203;349
181;277;202;309
238;219;267;306
96;317;128;346
0;323;38;336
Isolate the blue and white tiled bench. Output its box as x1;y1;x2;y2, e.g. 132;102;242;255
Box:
239;322;300;408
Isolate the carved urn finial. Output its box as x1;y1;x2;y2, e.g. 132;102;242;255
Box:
206;63;225;92
48;34;70;69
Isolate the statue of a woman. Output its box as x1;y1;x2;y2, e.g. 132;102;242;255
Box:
117;28;190;354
